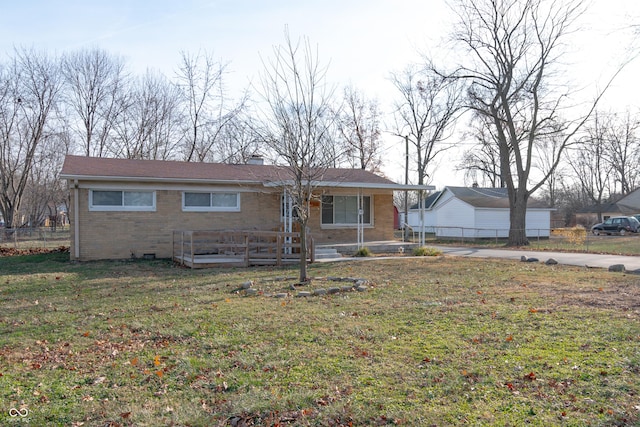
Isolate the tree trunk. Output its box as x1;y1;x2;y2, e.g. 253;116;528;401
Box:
507;189;529;246
298;220;308;282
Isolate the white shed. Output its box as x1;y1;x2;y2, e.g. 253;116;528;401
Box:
407;186;553;239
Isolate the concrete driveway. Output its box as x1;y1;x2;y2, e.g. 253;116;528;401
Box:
431;245;640;273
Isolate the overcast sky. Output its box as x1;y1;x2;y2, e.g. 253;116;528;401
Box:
0;0;638;188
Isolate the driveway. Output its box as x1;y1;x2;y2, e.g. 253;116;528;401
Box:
431;245;640;272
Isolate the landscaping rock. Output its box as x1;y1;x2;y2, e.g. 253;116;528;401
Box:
545;258;558;265
241;281;253;289
341;286;354;292
245;288;258;296
521;256;527;262
355;285;368;292
313;289;328;296
296;291;313;297
608;264;626;272
327;287;341;294
521;256;539;263
275;293;288;298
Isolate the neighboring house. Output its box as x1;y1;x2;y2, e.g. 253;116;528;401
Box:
406;186;553;238
403;191;440;231
576;188;640;226
60;155;428;261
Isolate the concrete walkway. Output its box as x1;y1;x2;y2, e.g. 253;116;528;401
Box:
430;246;640;272
317;243;640;273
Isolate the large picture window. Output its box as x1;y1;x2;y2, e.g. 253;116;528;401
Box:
321;195;371;225
182;192;240;212
89;190;155;211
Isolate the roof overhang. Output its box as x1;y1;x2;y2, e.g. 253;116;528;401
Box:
263;180;435;191
60;174;435;192
59;174;264;186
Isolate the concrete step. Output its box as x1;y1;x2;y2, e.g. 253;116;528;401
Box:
314;248;343;260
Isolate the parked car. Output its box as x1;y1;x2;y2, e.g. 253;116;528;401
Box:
591;216;640;236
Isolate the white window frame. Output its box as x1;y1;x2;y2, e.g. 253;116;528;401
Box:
89;190;156;212
182;191;241;212
321;194;373;227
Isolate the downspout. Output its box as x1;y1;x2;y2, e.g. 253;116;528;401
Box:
73;179;80;259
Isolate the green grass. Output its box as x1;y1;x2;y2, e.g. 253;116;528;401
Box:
1;253;639;426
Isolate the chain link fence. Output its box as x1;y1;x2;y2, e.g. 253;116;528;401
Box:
0;227;71;250
400;226;640;255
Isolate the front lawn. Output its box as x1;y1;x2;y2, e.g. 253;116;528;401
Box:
0;253;638;426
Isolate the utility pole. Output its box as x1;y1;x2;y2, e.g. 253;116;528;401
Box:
404;135;409;241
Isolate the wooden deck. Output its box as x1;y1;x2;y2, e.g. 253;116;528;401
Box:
172;230;314;268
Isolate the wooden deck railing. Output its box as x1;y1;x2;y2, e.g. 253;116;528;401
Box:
172;229;314;268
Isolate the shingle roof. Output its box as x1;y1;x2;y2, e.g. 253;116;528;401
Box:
446;186;550;209
410;191;442;209
410;186;551;210
60;155;398;187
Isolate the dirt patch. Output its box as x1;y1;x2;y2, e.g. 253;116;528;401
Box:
541;282;640;312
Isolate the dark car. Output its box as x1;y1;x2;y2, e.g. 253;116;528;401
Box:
591;216;640;236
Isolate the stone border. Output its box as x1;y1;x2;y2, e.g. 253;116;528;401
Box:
237;277;370;298
520;256;640;274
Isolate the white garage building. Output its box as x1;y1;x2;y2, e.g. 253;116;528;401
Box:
406;186;553;239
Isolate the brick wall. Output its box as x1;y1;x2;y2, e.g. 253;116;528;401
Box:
309;193;395;243
69;183;395;260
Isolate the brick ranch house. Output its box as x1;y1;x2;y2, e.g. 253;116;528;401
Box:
60;155;430;261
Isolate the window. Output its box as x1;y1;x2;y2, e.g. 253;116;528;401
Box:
182;192;240;212
322;195;371;225
90;190;155;211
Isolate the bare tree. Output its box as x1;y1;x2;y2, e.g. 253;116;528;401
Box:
391;65;463;187
216;112;262;164
175;50;245;162
439;0;624;246
567;111;613;223
335;85;382;171
457;119;507;187
602;109;640;194
21;132;69;228
258;29;336;282
534;123;568;208
61;48;128;157
112;71;184;160
0;48;62;228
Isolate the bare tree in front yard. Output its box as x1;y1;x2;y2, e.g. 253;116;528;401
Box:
257;29;336;282
437;0;628;246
